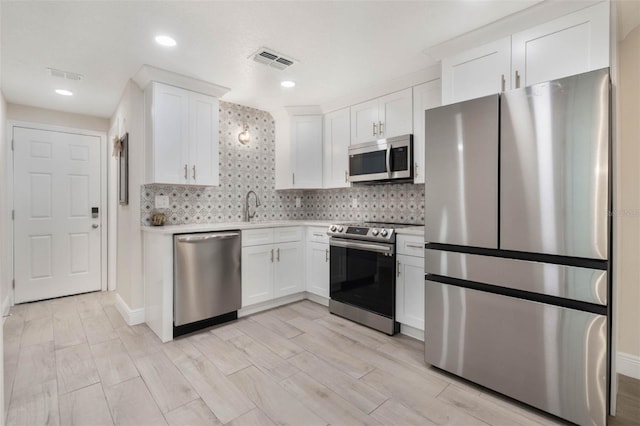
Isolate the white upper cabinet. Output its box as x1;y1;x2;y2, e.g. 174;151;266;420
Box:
441;2;609;105
290;115;323;189
442;38;511;105
323;107;351;188
350;88;413;144
145;82;219;185
511;2;609;88
412;79;441;184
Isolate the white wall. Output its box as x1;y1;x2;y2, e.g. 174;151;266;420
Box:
110;80;144;311
6;103;109;132
0;90;7;426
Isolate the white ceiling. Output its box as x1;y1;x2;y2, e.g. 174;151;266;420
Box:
1;1;541;118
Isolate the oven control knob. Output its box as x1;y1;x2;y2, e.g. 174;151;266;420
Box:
381;229;389;237
330;225;337;232
371;229;379;236
337;226;344;232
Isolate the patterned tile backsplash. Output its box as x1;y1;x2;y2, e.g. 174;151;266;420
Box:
141;101;425;226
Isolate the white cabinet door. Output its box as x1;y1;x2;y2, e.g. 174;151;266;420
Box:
396;254;425;330
274;241;304;298
152;83;190;184
306;242;329;298
189;92;219;186
241;245;274;307
378;88;413;139
350;98;379;144
511;2;609;88
442;37;511;105
412;80;441;184
290;115;323;188
323;108;351;188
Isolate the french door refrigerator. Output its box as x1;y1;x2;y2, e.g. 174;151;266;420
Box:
424;68;610;426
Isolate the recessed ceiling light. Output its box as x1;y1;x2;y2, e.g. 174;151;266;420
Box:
155;35;177;47
55;89;73;96
281;80;296;88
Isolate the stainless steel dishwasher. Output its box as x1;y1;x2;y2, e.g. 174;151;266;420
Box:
174;231;241;337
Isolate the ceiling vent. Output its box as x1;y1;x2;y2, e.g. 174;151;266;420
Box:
251;48;296;70
47;67;84;81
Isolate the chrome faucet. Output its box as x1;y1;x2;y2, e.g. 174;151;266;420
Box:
244;190;261;222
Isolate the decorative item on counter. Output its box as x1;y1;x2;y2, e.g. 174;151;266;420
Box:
238;123;250;145
151;211;167;226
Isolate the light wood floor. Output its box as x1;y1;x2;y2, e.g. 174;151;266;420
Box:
3;291;638;426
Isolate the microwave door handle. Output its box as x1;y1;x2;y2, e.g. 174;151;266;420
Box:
386;145;392;178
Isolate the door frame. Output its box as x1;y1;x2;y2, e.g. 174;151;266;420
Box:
7;121;109;307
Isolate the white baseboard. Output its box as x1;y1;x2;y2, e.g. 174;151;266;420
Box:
238;293;306;317
305;292;329;307
115;293;145;326
617;352;640;379
400;324;424;341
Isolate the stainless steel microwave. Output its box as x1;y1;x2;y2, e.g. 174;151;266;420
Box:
348;134;413;183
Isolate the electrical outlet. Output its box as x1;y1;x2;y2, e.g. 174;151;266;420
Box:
155;195;170;209
351;198;358;208
295;197;301;208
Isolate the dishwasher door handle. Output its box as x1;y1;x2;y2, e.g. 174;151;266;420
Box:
176;232;240;243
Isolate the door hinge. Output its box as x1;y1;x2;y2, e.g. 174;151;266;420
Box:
11;210;14;220
11;139;14;151
12;279;15;290
292;173;295;186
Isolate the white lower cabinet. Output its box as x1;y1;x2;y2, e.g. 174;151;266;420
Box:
396;235;425;332
306;242;329;298
241;227;304;307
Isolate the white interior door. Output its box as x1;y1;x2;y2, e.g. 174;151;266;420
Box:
14;127;102;303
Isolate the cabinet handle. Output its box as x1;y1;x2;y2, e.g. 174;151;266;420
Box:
373;122;378;136
271;249;274;263
379;121;384;136
276;248;280;262
184;164;188;181
515;70;521;89
397;260;401;277
192;165;196;181
414;163;418;176
325;248;329;262
292;173;295;185
406;243;423;249
345;170;348;183
501;74;506;92
313;233;324;237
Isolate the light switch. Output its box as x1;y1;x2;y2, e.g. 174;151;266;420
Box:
155;195;170;209
295;197;301;208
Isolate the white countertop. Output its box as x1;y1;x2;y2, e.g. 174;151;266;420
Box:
142;220;424;236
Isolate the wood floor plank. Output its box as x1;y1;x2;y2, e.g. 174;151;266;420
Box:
115;323;163;359
53;311;87;350
225;408;276;426
287;316;358;348
209;323;245;341
59;382;114;426
104;377;167;426
280;371;380;426
235;319;305;359
55;342;101;395
188;332;252;375
82;311;118;345
13;341;57;396
90;339;139;387
370;398;436;426
291;332;375;379
133;351;199;413
103;306;127;330
228;333;299;381
376;334;427;368
21;317;54;347
248;310;303;339
176;356;255;423
288;351;389;414
314;316;389;349
164;398;220;426
228;366;327;426
162;337;204;366
6;380;60;426
76;293;104;319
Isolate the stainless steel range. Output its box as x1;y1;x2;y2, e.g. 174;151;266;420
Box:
327;222;415;335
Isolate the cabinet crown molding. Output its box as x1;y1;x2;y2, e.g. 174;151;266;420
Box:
284;105;323;115
133;64;230;98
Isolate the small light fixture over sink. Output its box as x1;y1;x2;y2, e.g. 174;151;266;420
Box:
55;89;73;96
281;80;296;88
155;35;177;47
238;124;250;145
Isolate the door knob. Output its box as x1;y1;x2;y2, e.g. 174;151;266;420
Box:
92;224;99;229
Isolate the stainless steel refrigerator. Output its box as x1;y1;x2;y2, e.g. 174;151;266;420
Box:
424;68;610;426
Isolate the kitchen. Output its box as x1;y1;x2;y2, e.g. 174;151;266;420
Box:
2;0;637;424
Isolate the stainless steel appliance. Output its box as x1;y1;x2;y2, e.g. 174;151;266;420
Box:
424;68;610;426
348;134;413;183
174;231;241;337
328;222;415;335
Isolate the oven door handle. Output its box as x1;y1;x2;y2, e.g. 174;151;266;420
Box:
386;144;392;179
330;239;394;255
